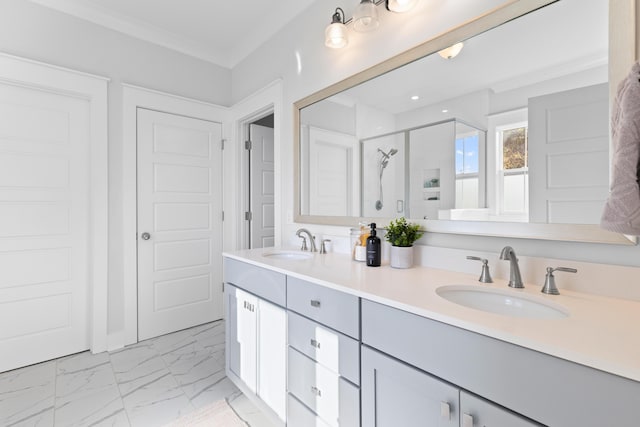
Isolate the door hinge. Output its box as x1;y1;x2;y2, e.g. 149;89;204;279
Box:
245;140;252;150
245;211;252;221
221;138;226;150
221;211;225;221
222;282;225;292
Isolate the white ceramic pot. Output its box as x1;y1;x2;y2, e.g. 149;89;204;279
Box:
390;245;413;269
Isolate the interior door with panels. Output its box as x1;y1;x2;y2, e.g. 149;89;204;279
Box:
137;108;223;340
249;123;275;248
0;82;90;372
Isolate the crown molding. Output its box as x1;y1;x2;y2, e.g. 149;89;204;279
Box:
29;0;233;68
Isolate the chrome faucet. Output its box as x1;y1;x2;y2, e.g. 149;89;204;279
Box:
296;228;317;252
499;246;524;288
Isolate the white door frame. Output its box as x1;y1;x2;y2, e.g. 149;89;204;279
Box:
230;80;283;250
122;84;230;347
0;52;109;354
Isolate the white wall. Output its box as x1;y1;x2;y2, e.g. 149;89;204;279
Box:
0;0;232;334
232;0;640;279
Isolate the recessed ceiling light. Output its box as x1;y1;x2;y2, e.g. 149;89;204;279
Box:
411;95;419;100
442;109;449;113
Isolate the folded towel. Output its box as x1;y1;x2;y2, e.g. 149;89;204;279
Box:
600;62;640;235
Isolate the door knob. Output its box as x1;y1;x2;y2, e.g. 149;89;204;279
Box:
141;232;151;240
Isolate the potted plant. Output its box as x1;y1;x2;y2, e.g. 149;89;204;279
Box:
384;217;424;268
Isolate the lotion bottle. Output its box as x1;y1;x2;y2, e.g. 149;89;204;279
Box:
366;223;381;267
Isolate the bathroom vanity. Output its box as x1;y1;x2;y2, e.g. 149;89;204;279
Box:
224;249;640;427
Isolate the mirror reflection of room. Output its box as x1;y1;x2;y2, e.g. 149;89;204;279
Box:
298;0;608;225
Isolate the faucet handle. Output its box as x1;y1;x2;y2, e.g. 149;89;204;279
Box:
541;266;577;295
466;256;493;283
299;236;308;251
320;239;332;254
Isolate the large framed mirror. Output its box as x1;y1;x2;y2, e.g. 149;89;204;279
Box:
294;0;637;245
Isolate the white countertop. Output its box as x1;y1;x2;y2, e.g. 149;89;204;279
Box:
223;248;640;383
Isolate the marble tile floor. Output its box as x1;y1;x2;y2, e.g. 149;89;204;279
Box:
0;320;274;427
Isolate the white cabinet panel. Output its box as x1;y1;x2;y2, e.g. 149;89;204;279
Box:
228;286;258;394
257;299;286;421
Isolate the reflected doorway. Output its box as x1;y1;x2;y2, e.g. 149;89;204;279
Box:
247;114;275;248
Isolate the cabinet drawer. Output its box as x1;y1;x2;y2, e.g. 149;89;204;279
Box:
287;394;332;427
288;347;360;427
287;277;359;339
288;311;359;385
224;257;286;306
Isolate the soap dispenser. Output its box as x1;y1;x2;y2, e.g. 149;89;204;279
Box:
366;223;381;267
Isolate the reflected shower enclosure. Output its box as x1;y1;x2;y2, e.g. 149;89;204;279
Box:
361;119;486;220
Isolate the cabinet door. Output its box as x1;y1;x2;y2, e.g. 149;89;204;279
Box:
257;299;286;421
460;391;541;427
362;346;458;427
228;286;258;393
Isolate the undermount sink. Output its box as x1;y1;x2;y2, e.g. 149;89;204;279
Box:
436;285;569;319
262;250;314;260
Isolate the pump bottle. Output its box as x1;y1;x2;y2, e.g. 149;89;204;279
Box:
366;223;381;267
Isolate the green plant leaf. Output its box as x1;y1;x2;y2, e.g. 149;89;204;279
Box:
384;217;424;247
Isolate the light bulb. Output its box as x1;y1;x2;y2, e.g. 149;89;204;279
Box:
353;0;379;33
325;22;348;49
325;8;348;49
387;0;419;13
438;42;464;59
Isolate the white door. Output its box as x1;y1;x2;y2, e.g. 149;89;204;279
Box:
249;124;274;248
308;127;359;216
528;84;609;224
137;108;223;341
0;82;90;372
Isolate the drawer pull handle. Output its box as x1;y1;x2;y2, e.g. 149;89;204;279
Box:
243;301;255;312
310;300;321;308
311;386;322;397
310;339;321;349
462;413;474;427
440;402;450;420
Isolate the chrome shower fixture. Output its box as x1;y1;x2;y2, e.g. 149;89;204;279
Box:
375;147;398;210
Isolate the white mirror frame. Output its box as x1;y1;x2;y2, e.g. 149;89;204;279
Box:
294;0;638;245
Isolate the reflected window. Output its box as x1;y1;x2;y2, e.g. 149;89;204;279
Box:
455;133;480;208
498;123;528;215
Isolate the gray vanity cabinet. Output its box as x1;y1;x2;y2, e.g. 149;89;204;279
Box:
361;345;459;427
286;277;360;427
362;299;639;426
224;259;287;425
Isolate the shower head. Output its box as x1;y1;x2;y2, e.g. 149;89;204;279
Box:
378;148;398;160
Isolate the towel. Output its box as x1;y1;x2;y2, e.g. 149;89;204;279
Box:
600;62;640;235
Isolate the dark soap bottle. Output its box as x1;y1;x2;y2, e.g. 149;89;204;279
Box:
366;223;381;267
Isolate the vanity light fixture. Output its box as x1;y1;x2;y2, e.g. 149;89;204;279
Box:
438;42;464;59
325;8;349;48
386;0;418;13
353;0;380;32
326;0;418;48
